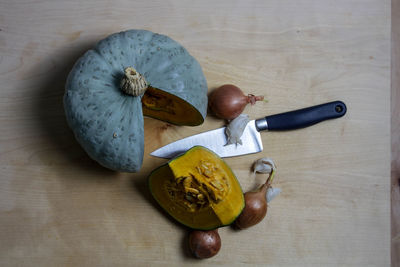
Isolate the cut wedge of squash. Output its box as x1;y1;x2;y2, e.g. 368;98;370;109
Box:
148;146;245;230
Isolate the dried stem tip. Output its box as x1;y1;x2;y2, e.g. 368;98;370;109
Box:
120;67;149;96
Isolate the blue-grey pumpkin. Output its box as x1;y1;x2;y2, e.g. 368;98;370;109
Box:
64;30;208;172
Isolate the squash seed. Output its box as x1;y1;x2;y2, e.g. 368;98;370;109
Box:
203;169;212;178
187;188;199;195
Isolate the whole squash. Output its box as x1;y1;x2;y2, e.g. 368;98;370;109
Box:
148;146;245;230
64;30;208;172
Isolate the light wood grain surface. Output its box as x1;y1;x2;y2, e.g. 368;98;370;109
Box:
0;0;391;266
392;0;400;266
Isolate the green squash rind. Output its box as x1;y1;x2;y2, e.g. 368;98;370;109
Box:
64;30;208;172
93;30;208;123
64;50;145;172
148;146;245;230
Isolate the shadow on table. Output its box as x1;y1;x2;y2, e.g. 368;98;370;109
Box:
34;38;118;178
130;170;195;259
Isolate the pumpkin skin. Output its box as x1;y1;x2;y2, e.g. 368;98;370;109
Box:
148;146;245;230
64;30;208;172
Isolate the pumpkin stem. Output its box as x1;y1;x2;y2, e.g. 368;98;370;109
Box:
120;67;149;96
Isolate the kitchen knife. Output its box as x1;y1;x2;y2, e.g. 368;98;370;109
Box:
150;101;347;158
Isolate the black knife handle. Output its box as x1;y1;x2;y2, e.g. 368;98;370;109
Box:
255;101;346;131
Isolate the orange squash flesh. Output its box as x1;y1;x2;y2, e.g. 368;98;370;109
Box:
142;87;204;126
148;146;245;230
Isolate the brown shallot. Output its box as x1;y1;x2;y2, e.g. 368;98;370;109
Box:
208;84;264;120
235;158;280;229
189;229;221;259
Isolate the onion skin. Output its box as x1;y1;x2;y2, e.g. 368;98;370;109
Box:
189;229;221;259
235;183;269;229
235;168;275;229
209;84;264;120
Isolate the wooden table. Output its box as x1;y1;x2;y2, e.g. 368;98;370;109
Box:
392;0;400;266
0;0;391;265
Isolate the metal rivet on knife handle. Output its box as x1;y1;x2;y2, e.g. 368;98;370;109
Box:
255;118;269;131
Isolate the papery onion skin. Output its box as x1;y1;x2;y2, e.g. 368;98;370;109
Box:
235;165;276;229
189;229;221;259
209;84;263;120
235;184;269;229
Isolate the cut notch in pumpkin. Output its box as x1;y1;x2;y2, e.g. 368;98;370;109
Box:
142;87;204;126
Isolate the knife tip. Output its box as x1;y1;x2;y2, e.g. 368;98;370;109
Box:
149;151;161;158
149;151;169;159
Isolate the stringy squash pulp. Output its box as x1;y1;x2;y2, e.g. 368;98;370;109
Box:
148;146;245;230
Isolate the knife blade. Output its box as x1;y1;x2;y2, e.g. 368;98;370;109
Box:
150;101;347;158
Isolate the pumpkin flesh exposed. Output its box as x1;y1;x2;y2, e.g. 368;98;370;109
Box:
149;146;244;230
148;165;222;230
142;87;204;126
